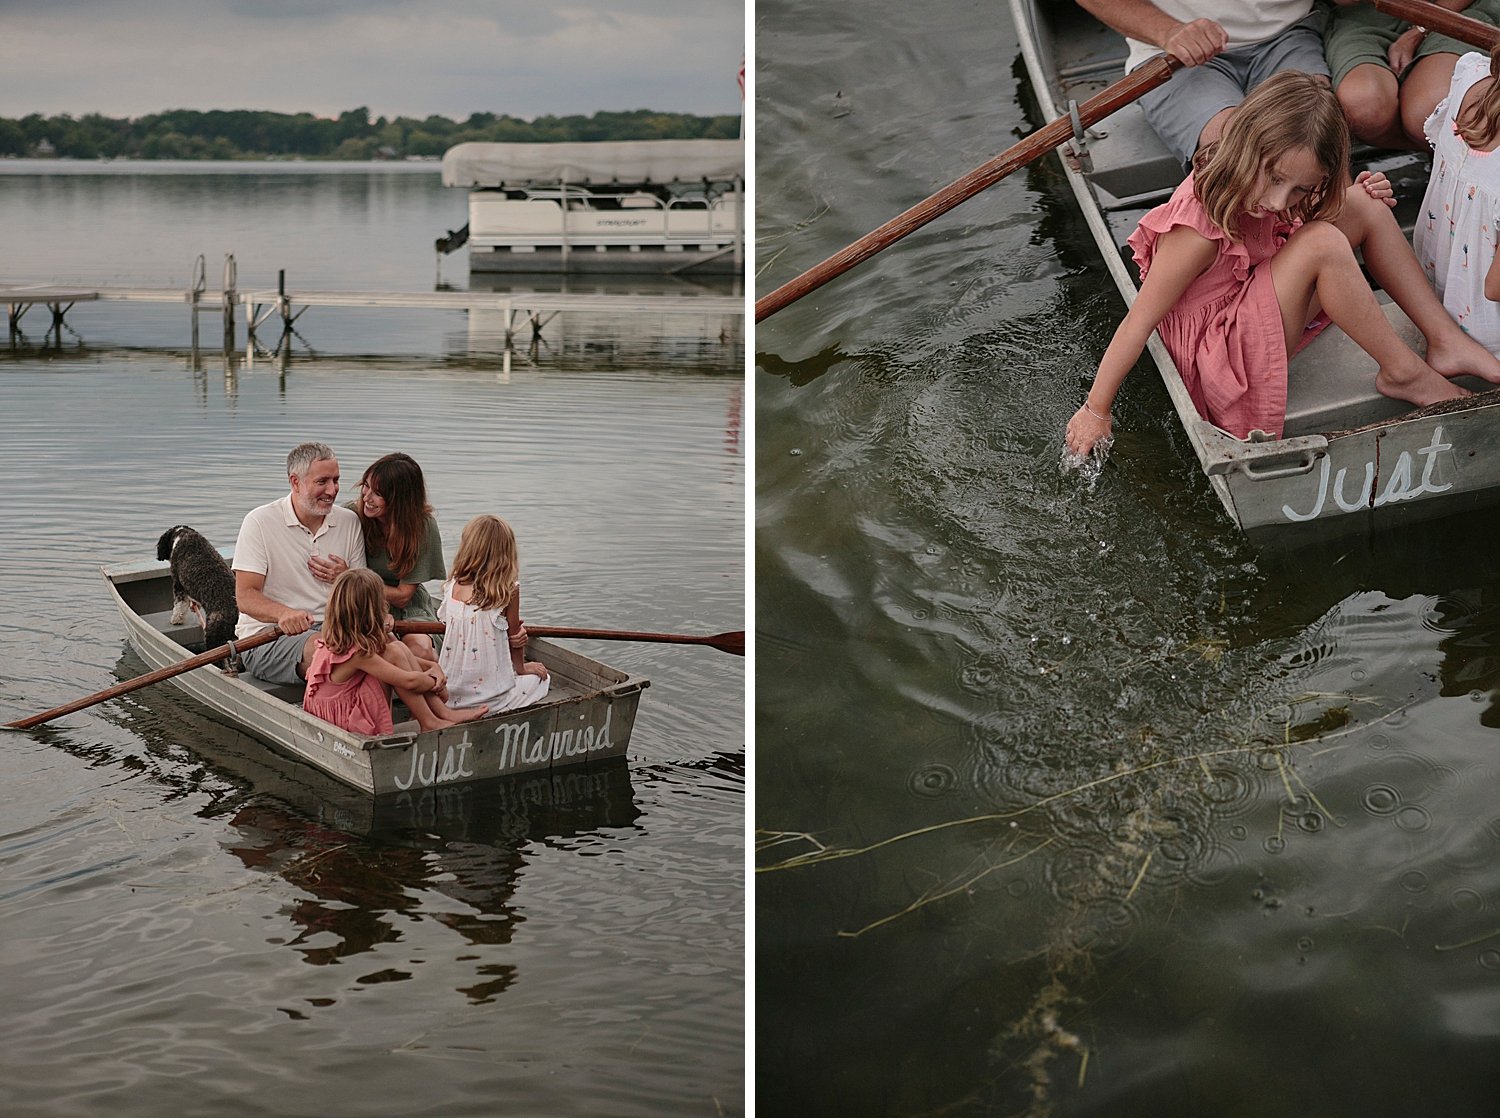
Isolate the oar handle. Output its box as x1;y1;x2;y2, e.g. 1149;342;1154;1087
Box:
392;619;746;656
1368;0;1500;49
754;53;1182;323
5;625;284;731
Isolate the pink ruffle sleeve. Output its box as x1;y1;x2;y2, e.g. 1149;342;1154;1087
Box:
1125;175;1302;440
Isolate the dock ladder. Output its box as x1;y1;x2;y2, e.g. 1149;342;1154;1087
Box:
189;253;237;346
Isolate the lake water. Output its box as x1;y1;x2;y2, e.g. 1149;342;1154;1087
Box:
756;5;1500;1116
0;161;744;1114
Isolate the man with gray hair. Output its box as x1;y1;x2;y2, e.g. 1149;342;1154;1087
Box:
232;442;367;685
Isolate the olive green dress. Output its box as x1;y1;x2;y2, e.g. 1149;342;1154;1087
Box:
358;511;445;641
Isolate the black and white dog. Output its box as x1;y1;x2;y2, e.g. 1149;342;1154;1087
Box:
155;526;238;651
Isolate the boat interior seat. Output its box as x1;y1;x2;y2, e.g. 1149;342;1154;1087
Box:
1283;295;1491;436
1075;100;1184;213
142;608;307;704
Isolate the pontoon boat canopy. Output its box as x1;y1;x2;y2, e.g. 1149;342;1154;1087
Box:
441;140;744;188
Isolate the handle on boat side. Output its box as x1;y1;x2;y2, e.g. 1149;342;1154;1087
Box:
1237;450;1323;480
754;53;1183;323
1201;431;1329;477
1367;0;1500;50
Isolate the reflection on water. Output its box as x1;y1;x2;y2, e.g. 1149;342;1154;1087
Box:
227;771;639;1003
101;664;641;1003
465;271;743;299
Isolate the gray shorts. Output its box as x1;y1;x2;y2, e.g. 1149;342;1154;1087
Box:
1136;12;1331;167
239;626;319;686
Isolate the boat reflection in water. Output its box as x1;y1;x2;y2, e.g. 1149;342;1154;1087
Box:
96;656;641;1000
452;271;744;372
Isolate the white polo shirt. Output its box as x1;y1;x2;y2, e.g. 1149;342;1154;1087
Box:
232;495;367;640
1124;1;1313;73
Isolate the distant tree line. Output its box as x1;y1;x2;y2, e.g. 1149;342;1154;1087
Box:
0;107;742;160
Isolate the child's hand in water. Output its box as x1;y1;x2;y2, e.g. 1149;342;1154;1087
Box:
1065;401;1112;458
1355;169;1396;209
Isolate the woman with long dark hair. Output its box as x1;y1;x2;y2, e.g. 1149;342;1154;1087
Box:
351;452;446;661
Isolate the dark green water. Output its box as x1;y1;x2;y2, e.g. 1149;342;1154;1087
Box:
756;5;1500;1114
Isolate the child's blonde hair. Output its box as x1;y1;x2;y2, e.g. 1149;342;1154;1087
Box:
1456;44;1500;148
449;515;520;612
322;568;390;658
1192;70;1348;241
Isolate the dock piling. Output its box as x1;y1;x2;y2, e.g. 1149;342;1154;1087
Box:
222;254;237;345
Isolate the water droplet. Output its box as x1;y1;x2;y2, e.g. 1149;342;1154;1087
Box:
1451;888;1485;914
1399;870;1429;893
1395;805;1432;833
908;764;957;797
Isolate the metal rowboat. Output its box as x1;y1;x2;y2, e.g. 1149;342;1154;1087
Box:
103;557;648;796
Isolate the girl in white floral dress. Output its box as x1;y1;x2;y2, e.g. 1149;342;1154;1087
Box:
1415;46;1500;354
437;515;550;714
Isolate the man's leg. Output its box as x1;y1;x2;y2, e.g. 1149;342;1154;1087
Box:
1136;56;1246;168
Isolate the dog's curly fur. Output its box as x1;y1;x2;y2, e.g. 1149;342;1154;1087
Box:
156;526;238;650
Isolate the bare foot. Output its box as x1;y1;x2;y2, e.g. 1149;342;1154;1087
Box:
1425;331;1500;384
412;713;457;731
1376;358;1472;406
440;704;488;724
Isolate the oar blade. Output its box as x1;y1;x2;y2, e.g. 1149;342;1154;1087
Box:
708;631;745;656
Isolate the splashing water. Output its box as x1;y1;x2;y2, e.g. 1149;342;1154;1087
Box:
1060;433;1113;492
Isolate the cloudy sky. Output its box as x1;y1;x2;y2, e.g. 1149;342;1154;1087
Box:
0;0;746;122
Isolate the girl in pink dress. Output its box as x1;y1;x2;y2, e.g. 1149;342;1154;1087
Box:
1066;70;1500;458
303;568;485;735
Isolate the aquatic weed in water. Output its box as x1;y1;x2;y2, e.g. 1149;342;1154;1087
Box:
1060;433;1113;492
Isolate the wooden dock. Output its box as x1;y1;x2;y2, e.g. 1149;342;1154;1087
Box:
3;253;744;350
240;286;743;348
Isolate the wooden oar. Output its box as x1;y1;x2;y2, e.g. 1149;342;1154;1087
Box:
1368;0;1500;49
5;626;285;731
755;52;1182;323
394;619;745;656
